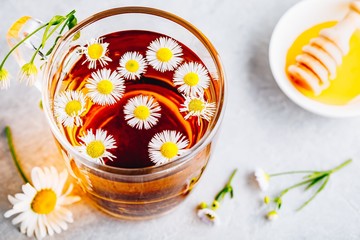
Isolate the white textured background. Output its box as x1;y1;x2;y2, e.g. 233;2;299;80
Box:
1;0;360;239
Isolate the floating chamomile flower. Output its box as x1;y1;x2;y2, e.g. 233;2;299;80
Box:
77;129;117;165
4;167;80;240
173;62;210;96
80;37;112;69
180;95;216;125
148;130;189;165
146;37;183;72
86;68;125;106
197;208;220;226
118;51;147;80
0;68;10;89
19;62;38;86
123;95;161;130
254;168;270;191
54;90;87;127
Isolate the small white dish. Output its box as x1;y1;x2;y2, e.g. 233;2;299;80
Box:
269;0;360;117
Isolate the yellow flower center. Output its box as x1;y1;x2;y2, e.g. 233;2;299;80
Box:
183;72;199;87
31;189;57;214
22;63;38;76
97;79;114;95
156;48;173;62
86;140;105;158
65;100;82;116
188;99;205;112
160;142;178;159
125;60;140;73
87;43;104;60
205;212;216;220
133;105;150;120
0;68;9;81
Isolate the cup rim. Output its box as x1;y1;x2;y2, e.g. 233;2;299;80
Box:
269;0;360;118
42;6;226;175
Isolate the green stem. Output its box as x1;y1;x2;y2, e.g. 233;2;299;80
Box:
0;24;48;69
215;168;237;202
30;11;75;63
279;177;316;198
4;126;30;183
269;170;315;177
328;159;352;174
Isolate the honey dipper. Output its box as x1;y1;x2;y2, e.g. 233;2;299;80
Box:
288;1;360;95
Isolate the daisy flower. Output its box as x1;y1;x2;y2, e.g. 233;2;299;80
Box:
146;37;183;72
54;90;87;127
123;95;161;130
180;95;216;125
4;167;80;240
148;130;189;165
118;51;147;80
86;68;125;106
254;168;270;191
197;208;220;226
19;62;38;86
0;67;10;89
77;128;117;165
80;37;112;69
173;62;210;96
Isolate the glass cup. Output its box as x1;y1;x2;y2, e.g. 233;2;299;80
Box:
8;7;226;219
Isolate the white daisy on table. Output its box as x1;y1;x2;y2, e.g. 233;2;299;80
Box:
173;62;210;96
118;51;147;80
77;128;117;165
254;168;270;191
4;167;80;240
180;95;216;125
148;130;189;166
80;37;112;69
123;95;161;130
197;208;220;226
146;37;183;72
86;68;125;106
54;90;87;127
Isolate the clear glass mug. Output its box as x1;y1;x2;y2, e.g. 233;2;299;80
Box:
7;7;226;219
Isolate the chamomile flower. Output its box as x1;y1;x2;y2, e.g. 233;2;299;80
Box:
54;90;87;127
77;128;117;165
118;51;147;80
19;62;38;86
173;62;210;96
4;167;80;240
86;68;125;106
180;95;216;125
148;130;189;165
146;37;183;72
0;67;10;89
254;168;270;191
80;37;112;69
197;208;220;226
123;95;161;130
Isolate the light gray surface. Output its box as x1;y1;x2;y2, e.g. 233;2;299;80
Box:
1;0;360;239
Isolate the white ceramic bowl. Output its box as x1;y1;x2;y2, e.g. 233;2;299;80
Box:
269;0;360;117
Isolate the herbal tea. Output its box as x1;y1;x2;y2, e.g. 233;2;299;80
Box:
54;30;217;168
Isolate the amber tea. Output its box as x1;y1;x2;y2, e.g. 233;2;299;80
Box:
49;29;221;218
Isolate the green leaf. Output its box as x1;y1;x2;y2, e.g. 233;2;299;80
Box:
42;15;65;47
67;15;77;30
72;31;81;41
297;175;330;211
305;173;328;191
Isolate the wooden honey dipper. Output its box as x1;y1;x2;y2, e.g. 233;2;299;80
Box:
288;1;360;95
